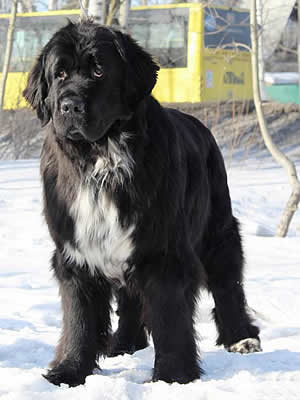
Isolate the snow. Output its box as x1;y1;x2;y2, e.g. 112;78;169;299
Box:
264;72;299;85
0;157;299;399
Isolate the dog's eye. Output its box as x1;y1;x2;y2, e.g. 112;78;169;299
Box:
57;69;67;80
94;65;104;79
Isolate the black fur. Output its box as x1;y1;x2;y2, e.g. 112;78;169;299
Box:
24;20;260;387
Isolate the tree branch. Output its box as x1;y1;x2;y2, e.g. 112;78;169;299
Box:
250;0;300;237
0;0;18;111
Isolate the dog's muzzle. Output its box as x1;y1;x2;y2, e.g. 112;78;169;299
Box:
59;97;87;141
60;97;86;116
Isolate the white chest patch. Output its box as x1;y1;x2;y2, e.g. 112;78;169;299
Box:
63;142;135;283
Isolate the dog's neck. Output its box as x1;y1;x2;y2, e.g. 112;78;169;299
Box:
89;133;135;191
49;125;135;195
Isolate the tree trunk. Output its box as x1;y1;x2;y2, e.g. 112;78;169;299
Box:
88;0;107;24
106;0;120;26
0;0;18;111
80;0;89;18
256;0;265;100
250;0;300;237
48;0;58;10
119;0;131;30
20;0;33;12
298;0;300;108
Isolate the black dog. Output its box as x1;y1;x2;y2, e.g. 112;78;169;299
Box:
23;20;261;387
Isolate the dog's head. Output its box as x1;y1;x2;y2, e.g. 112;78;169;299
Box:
23;20;159;143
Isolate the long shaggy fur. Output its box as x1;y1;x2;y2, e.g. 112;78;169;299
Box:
23;20;260;387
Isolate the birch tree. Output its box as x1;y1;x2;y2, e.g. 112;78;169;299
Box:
48;0;58;10
298;0;300;109
250;0;300;237
20;0;33;11
106;0;120;26
119;0;131;30
88;0;107;24
88;0;129;28
80;0;89;18
0;0;18;111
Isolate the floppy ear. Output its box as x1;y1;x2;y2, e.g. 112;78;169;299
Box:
115;31;160;107
23;53;51;127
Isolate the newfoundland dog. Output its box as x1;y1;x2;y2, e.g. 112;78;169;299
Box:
23;20;261;387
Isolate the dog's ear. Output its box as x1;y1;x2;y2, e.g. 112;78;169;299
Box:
115;31;160;107
23;53;51;127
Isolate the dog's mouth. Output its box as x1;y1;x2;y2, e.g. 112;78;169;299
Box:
63;115;132;144
65;126;109;143
66;129;85;142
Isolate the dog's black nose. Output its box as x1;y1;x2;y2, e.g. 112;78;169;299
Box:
60;98;85;115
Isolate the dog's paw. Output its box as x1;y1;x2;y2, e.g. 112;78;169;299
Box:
152;357;201;384
152;368;200;384
227;338;262;354
42;361;88;387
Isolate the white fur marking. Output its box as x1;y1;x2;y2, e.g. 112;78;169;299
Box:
64;186;134;281
228;338;262;354
63;139;135;283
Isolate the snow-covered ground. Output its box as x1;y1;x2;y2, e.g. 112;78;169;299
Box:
0;158;299;400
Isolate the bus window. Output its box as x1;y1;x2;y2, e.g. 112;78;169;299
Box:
8;15;78;72
129;8;188;68
204;7;250;51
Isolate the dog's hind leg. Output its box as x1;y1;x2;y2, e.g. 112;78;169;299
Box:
43;250;112;387
109;287;149;357
203;218;262;354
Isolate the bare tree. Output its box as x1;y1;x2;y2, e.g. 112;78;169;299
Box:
106;0;120;26
79;0;89;18
0;0;18;112
19;0;33;11
250;0;300;237
88;0;107;24
119;0;131;30
298;0;300;108
88;0;127;28
48;0;58;10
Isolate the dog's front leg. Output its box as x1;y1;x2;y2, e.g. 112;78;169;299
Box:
142;260;201;384
43;250;112;387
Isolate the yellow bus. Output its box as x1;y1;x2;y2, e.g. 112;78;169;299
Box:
0;3;252;109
